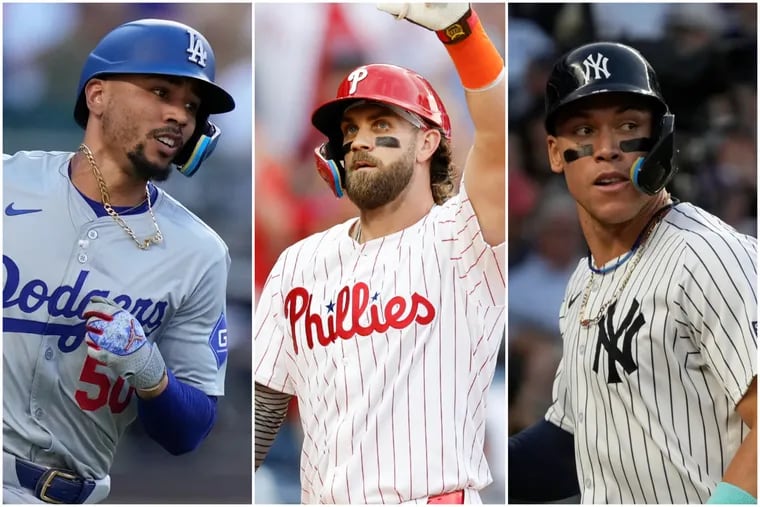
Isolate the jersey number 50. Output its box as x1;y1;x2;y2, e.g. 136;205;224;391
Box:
74;356;135;413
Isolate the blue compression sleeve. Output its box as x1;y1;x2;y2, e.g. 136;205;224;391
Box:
137;369;217;455
508;419;579;502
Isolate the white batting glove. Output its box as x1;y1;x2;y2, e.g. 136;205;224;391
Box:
377;3;470;31
83;296;166;390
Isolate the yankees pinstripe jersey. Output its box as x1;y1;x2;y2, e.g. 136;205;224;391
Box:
546;202;757;503
255;185;505;504
3;151;229;479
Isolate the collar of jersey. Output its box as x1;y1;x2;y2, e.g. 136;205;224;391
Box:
69;163;159;218
588;200;678;275
76;183;158;218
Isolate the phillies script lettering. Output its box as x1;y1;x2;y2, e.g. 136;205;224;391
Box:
285;282;436;354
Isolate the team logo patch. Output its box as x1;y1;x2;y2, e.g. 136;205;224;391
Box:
582;52;611;81
186;30;208;67
347;67;368;95
593;299;644;383
209;312;228;368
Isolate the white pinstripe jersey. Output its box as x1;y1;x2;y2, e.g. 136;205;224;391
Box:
546;202;757;503
3;151;230;479
255;186;505;504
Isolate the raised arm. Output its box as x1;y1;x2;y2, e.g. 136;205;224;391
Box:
378;3;505;244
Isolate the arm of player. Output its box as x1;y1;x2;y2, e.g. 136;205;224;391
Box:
255;382;292;470
709;377;757;502
508;419;579;502
378;3;505;245
138;370;218;455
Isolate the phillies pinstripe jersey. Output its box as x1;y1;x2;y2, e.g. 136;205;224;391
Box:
546;202;757;503
3;151;229;480
255;185;505;504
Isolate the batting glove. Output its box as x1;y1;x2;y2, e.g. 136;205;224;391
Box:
83;296;166;390
377;3;470;31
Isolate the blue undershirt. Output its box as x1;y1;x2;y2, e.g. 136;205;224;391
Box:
508;419;579;502
137;369;217;455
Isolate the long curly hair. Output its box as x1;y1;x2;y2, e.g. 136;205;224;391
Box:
430;136;456;205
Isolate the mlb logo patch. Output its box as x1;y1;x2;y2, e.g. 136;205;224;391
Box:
209;312;228;368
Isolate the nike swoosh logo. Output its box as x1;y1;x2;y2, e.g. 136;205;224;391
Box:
5;203;42;216
567;292;581;309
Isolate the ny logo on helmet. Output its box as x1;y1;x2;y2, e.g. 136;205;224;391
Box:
582;52;611;81
186;30;208;68
347;68;368;95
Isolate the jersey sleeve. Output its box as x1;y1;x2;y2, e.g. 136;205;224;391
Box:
679;232;757;406
545;284;577;434
254;252;296;395
447;182;506;309
156;249;231;396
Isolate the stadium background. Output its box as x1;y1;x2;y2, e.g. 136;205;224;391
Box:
3;3;252;503
253;2;506;504
508;4;757;502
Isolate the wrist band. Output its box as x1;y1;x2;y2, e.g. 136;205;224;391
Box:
436;7;477;44
707;482;757;504
439;10;504;91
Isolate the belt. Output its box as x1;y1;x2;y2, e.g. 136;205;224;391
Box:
14;459;96;504
427;490;464;504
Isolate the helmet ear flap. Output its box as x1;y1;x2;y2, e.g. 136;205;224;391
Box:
174;120;222;177
630;113;677;195
314;142;345;198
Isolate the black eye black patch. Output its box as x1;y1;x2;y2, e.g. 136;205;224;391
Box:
374;136;401;148
619;138;653;153
563;144;594;163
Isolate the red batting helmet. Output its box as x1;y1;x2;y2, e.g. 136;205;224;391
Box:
311;64;451;198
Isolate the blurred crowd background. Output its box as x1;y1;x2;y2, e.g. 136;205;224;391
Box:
3;3;252;503
254;3;506;504
508;0;757;448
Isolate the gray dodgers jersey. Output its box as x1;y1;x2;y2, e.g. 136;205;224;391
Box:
547;203;757;503
3;151;230;479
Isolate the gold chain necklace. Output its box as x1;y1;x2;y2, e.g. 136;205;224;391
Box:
578;205;672;328
78;143;163;250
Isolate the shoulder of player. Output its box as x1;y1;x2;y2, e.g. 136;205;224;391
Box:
153;190;229;258
662;202;756;265
4;150;73;177
276;219;353;262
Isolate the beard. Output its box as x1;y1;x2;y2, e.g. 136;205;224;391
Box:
344;144;415;210
102;107;174;183
127;143;172;182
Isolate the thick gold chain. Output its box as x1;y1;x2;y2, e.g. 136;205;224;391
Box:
78;143;163;250
578;207;669;328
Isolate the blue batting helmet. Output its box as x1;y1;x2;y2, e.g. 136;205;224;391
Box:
74;18;236;176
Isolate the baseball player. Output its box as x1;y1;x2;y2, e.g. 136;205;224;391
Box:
508;42;757;504
3;19;234;503
254;3;505;504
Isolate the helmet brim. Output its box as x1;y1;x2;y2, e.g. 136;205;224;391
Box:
73;72;235;128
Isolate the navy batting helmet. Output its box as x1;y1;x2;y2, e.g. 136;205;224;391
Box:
545;42;676;195
74;19;236;177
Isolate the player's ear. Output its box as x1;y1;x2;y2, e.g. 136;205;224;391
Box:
416;128;441;164
547;135;565;174
84;79;107;120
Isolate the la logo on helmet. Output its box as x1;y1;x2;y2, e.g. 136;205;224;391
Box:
186;30;208;68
